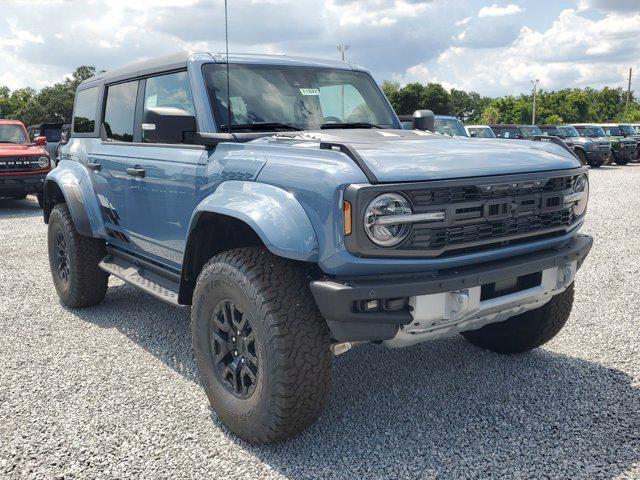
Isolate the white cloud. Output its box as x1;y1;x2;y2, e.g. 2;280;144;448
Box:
477;4;523;18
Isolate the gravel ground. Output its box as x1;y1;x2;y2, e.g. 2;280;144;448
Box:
0;165;639;480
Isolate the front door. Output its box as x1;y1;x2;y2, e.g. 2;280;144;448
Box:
124;71;202;269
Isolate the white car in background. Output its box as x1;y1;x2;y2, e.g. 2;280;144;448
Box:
465;125;497;138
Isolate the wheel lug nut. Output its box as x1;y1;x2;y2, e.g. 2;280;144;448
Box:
234;350;238;356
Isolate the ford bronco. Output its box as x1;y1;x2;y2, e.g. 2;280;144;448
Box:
44;52;592;444
572;123;636;166
0;119;51;206
539;125;608;168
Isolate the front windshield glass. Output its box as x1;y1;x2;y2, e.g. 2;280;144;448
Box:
434;118;468;136
520;126;542;137
602;126;621;136
557;126;579;138
579;126;606;137
468;127;495;138
0;125;28;144
203;64;396;131
619;125;636;135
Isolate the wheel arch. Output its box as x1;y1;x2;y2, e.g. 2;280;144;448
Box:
43;164;104;238
178;181;319;304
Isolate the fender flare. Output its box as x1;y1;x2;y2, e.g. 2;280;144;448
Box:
186;180;319;263
43;161;105;238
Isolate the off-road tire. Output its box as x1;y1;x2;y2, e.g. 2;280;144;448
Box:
191;247;332;444
588;159;603;168
48;203;109;308
574;149;587;166
614;156;629;166
461;283;574;354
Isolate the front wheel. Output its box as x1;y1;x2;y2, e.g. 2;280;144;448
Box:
461;284;574;354
191;247;332;444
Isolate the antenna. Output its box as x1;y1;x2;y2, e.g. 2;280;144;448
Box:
224;0;231;134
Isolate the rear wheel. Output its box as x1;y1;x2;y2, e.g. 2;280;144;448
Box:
191;247;332;444
461;284;574;354
48;203;109;308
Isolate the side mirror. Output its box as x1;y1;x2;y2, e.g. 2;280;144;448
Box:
412;110;435;132
469;131;476;137
142;107;196;144
35;136;47;146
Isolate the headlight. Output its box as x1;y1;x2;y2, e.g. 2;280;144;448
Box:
587;142;597;151
573;174;589;216
37;156;49;168
364;193;412;247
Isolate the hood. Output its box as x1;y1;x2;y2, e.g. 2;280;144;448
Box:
266;129;580;183
0;144;47;156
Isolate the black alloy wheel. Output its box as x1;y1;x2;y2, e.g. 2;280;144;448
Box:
55;231;70;283
210;299;258;398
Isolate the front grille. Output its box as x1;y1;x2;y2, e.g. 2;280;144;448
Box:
623;142;637;149
411;210;574;253
597;142;610;151
400;174;580;255
407;175;575;209
0;156;45;173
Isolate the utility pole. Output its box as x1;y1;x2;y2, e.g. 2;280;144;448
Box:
336;44;350;119
626;68;633;108
531;79;540;125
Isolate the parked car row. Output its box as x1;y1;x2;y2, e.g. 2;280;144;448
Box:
400;114;640;168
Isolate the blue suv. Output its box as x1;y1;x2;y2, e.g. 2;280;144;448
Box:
44;51;592;444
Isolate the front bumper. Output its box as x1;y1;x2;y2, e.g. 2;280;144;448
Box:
613;148;636;160
310;234;592;342
586;150;608;162
0;172;48;197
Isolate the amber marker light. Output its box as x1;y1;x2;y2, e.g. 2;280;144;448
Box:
344;201;352;235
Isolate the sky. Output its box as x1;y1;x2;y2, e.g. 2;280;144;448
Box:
1;0;639;97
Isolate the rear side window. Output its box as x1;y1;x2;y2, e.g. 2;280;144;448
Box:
142;71;195;143
73;87;99;134
104;80;138;142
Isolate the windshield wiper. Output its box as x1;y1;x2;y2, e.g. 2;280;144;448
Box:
320;122;382;129
221;122;302;132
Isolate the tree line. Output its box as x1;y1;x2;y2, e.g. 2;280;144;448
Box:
0;66;97;127
1;65;639;126
382;81;640;125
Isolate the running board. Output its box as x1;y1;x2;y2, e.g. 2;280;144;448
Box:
99;253;182;307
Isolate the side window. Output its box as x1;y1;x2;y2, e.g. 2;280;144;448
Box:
142;71;195;144
319;84;374;123
104;80;138;142
73;87;99;134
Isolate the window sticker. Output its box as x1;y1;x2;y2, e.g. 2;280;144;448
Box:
300;88;320;96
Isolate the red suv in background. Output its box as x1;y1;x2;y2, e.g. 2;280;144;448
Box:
0;119;51;207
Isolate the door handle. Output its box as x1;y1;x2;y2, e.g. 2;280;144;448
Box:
126;167;145;178
86;162;101;171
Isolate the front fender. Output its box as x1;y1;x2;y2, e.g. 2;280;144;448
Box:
189;180;319;262
43;160;105;238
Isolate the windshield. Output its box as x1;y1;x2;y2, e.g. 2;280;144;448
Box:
203;64;397;131
434;118;467;136
0;125;28;144
557;126;579;138
577;126;606;137
619;125;637;135
602;126;621;136
520;126;542;137
468;127;495;138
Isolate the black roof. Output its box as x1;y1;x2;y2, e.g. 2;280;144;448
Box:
489;124;530;128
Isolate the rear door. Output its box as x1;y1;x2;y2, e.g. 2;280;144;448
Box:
87;80;139;248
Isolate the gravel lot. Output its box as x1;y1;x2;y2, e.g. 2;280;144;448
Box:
1;165;639;479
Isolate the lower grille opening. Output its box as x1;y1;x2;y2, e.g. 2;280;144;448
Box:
480;271;542;301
